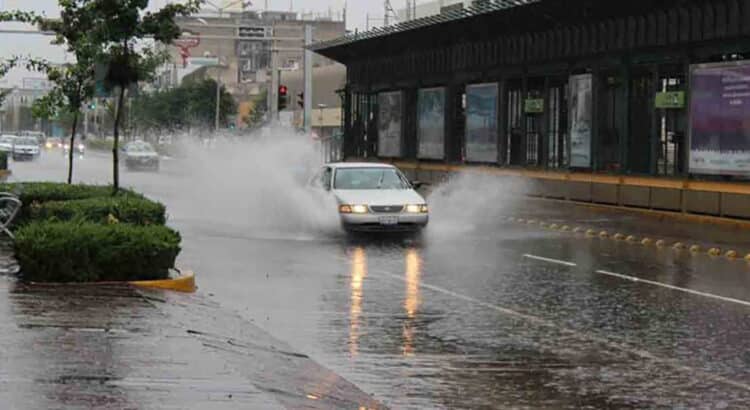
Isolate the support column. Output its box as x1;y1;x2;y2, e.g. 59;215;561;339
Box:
497;78;507;165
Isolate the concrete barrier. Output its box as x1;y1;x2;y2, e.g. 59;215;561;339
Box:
370;159;750;223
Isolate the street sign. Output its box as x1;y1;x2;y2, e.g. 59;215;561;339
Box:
187;57;220;67
524;98;544;113
655;91;685;109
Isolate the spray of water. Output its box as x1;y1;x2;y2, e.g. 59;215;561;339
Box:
425;172;528;236
167;127;341;239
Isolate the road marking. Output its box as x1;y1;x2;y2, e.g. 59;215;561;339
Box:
596;270;750;308
523;254;577;267
371;268;750;392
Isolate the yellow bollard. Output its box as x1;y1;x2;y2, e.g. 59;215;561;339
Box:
599;231;609;238
561;225;571;231
586;229;597;237
550;224;560;230
655;240;667;248
726;250;738;259
613;233;626;240
707;248;722;257
672;242;686;250
641;238;653;246
689;245;702;253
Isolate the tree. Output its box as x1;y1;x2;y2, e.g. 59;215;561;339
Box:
85;0;202;193
1;8;96;184
132;78;236;132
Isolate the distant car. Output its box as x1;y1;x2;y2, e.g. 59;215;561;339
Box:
19;131;46;145
0;135;16;153
12;136;41;161
44;137;63;150
123;141;160;171
311;162;429;232
62;141;86;156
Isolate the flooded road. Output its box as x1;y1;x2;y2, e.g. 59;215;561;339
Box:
8;149;750;408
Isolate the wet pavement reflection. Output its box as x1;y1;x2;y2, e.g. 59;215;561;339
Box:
7;152;750;408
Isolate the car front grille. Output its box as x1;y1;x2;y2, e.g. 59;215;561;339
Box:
370;205;404;213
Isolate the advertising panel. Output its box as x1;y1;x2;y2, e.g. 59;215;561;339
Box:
465;83;498;163
417;87;445;159
689;61;750;175
569;74;593;168
377;91;403;157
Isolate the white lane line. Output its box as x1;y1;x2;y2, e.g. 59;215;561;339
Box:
596;270;750;308
371;268;750;392
523;254;577;267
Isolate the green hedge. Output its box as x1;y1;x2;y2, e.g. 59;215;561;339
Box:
0;152;7;170
0;182;144;223
29;196;167;226
14;221;181;282
85;139;114;151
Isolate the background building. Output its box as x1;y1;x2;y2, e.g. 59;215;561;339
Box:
168;8;346;126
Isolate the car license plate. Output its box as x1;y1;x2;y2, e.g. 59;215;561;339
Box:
379;216;398;226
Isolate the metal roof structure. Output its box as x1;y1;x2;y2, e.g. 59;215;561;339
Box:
311;0;540;51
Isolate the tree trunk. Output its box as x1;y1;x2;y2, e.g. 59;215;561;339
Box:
112;85;126;195
67;111;79;184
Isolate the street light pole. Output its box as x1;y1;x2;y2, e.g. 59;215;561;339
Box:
215;73;221;131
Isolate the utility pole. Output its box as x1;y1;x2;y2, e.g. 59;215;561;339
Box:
303;25;313;134
384;1;390;26
215;73;221;131
270;48;279;122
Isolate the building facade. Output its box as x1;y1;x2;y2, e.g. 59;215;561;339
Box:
171;10;345;100
315;0;750;180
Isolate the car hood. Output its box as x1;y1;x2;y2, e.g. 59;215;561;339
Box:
14;144;38;149
126;152;158;158
333;189;426;206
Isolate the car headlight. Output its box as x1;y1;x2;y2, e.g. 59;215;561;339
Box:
339;204;368;214
78;144;85;150
45;142;53;148
405;204;429;213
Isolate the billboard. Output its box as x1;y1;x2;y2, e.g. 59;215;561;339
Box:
377;91;403;157
465;83;498;163
689;61;750;175
569;74;593;168
417;87;445;159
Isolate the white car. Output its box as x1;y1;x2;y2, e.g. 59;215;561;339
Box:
312;163;429;232
0;135;16;153
12;136;41;160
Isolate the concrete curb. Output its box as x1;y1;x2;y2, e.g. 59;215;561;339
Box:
506;216;749;262
130;270;196;293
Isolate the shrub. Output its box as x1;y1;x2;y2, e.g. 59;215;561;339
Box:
14;221;181;283
85;139;114;152
29;196;167;225
0;182;144;223
0;152;7;170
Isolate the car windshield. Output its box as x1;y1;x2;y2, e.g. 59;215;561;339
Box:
16;137;37;145
127;143;155;153
334;167;410;190
0;137;15;144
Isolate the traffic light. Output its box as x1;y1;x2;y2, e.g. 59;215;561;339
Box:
278;85;288;110
297;92;304;109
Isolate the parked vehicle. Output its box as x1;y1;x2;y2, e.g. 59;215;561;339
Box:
12;137;41;161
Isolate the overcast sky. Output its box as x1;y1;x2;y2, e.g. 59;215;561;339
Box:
0;0;391;86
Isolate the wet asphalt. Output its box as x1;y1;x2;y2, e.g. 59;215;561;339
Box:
5;150;750;409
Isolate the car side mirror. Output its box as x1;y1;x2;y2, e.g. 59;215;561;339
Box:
411;180;425;190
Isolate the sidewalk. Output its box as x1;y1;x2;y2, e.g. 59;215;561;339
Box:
0;275;383;409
